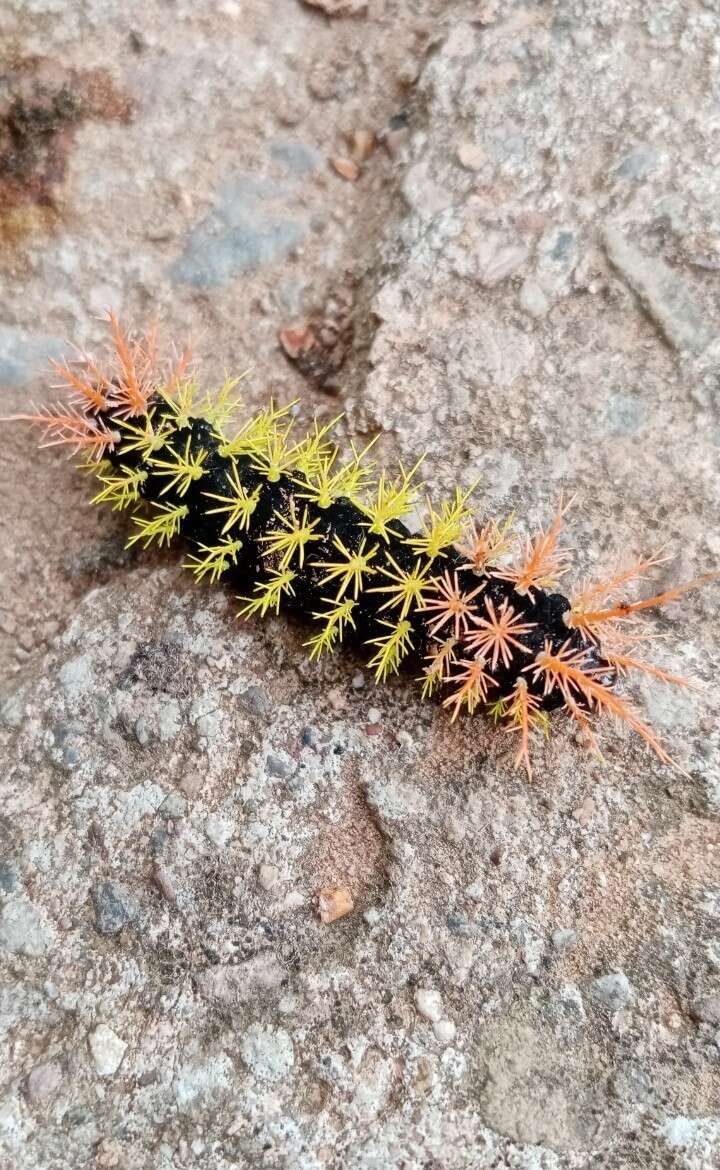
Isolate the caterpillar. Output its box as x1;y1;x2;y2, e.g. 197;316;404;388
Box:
4;315;716;780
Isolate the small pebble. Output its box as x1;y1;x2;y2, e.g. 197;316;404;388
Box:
351;671;365;689
88;1024;127;1077
239;686;271;718
519;278;550;319
350;129;375;163
415;988;443;1022
92;882;137;936
318;886;354;923
259;864;280;892
591;972;634;1012
331;157;360;182
367;707;382;723
327;687;346;711
26;1061;62;1102
689;995;720;1025
456;142;485;170
552;928;577;951
152;864;176;904
433;1019;456;1045
159;792;187;820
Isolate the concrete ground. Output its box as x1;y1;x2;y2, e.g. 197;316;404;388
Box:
1;2;719;1167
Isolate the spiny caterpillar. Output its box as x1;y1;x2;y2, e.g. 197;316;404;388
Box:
5;316;716;780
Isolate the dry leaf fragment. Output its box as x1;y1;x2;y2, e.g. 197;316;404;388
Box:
318;886;354;923
331;156;360;181
350;129;375;163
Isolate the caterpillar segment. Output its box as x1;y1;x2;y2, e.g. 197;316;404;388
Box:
5;317;716;781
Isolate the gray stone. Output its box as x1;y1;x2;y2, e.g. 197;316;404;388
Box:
552;928;578;952
610;1063;656;1104
26;1061;63;1103
159;792;187;820
173;1055;234;1115
92;882;138;936
477;1017;613;1151
689;995;720;1025
604;227;713;353
240;1025;294;1082
591;972;635;1012
266;753;296;780
197;953;286;1005
270;140;322;176
203;815;235;848
613;144;660;181
0;861;18;893
239;686;271;718
0;326;64;388
171;177;308;287
0;899;55;956
88;1024;127;1077
453;228;529;288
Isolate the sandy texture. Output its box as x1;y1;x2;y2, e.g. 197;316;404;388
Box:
1;2;719;1168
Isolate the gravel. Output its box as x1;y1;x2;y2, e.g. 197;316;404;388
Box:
590;973;635;1013
92;882;138;936
88;1025;127;1077
0;899;55;957
240;1025;295;1082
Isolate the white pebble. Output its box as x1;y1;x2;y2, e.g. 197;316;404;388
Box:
88;1024;127;1077
258;864;279;892
433;1019;456;1045
415;988;443;1022
204;814;235;849
240;1025;294;1082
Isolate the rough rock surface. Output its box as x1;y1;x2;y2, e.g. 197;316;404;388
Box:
1;3;719;1169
